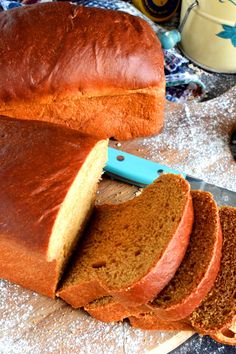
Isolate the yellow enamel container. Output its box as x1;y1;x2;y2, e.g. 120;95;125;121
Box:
179;0;236;73
132;0;181;22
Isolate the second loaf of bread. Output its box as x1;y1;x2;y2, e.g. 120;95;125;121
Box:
0;2;165;140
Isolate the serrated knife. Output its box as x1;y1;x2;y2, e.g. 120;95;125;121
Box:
105;148;236;207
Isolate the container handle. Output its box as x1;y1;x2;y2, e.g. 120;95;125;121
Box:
179;0;199;33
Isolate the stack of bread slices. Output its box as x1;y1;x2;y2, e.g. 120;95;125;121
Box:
58;170;235;346
0;116;235;346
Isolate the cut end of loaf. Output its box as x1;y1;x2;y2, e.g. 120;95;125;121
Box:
0;116;108;297
47;139;108;277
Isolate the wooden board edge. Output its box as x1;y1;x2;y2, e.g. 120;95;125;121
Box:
148;331;195;354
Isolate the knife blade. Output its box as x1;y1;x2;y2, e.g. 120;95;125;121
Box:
105;148;236;207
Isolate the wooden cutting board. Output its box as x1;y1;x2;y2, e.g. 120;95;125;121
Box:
1;86;236;354
0;283;194;353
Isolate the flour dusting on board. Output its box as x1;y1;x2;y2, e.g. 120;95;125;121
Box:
0;279;183;353
143;87;236;192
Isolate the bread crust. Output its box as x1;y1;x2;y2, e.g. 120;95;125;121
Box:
0;239;58;298
149;194;223;321
210;319;236;346
210;334;236;346
1;90;164;140
0;116;99;254
0;3;165;140
84;297;192;330
151;225;222;321
84;298;147;323
0;116;103;297
129;313;193;331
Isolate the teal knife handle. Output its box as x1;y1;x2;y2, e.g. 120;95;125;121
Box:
105;148;186;186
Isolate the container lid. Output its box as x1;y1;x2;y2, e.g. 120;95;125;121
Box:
185;0;236;23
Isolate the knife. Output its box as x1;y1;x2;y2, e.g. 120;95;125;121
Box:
105;148;236;207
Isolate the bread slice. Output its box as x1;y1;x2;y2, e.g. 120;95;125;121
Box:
58;174;193;307
84;191;222;323
0;116;107;298
190;207;236;336
129;313;193;331
148;190;222;321
0;3;165;140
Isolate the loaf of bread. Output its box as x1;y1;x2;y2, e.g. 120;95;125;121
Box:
0;116;107;298
58;174;193;307
0;2;165;140
84;190;222;323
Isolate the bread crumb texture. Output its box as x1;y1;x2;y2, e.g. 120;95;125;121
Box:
190;207;236;333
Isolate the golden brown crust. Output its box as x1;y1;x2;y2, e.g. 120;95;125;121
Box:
0;3;165;140
0;3;163;100
0;238;58;298
0;90;165;140
84;297;148;323
210;334;236;346
0;116;100;255
210;320;236;346
129;313;193;331
0;116;102;297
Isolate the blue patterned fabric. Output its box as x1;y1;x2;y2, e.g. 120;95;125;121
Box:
0;0;205;102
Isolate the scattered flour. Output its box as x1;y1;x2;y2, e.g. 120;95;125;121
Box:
0;280;184;354
143;87;236;192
